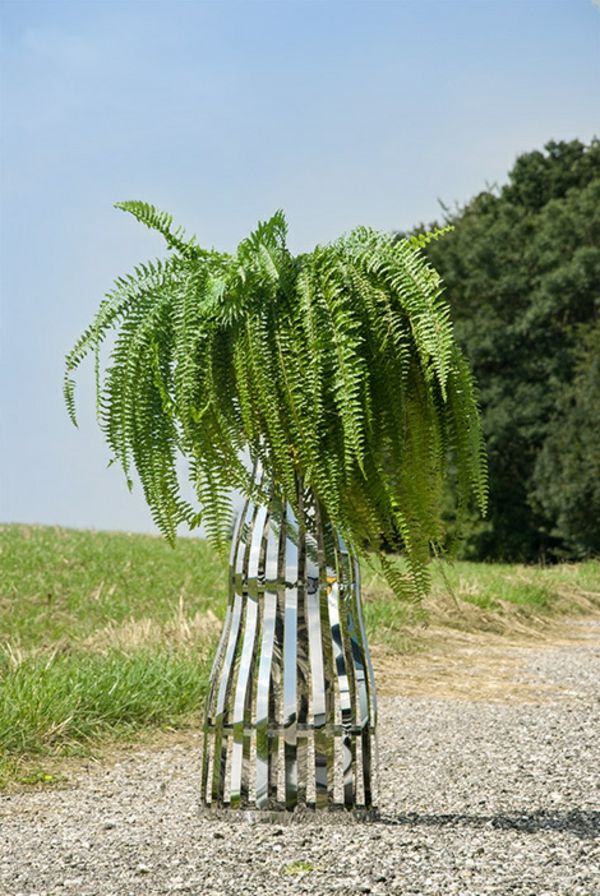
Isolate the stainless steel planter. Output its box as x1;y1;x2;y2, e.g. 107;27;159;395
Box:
200;484;378;816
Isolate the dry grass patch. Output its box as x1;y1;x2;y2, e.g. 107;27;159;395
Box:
372;614;600;703
82;598;221;655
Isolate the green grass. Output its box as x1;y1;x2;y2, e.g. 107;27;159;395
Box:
434;557;600;612
283;861;316;875
1;523;599;787
0;649;210;756
0;523;226;648
362;555;600;642
0;523;226;787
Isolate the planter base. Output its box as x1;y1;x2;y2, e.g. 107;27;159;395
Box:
198;805;380;824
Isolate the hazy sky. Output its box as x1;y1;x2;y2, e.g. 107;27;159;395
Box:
1;0;598;535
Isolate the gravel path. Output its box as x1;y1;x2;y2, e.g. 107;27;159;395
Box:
2;620;599;896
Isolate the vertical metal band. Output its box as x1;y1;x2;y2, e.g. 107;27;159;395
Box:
295;484;309;807
327;578;354;806
334;535;358;806
314;501;335;807
229;504;267;806
354;558;378;729
283;503;299;810
210;499;255;805
254;503;280;808
206;503;246;718
270;501;286;802
255;590;276;807
201;500;248;801
200;601;231;802
211;598;241;804
305;519;327;808
351;557;376;806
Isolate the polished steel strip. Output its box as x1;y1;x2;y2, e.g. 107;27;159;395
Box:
200;505;247;803
210;499;254;804
206;500;244;719
205;604;233;724
305;520;327;808
354;559;378;728
203;730;215;805
283;501;299;810
242;505;269;802
211;591;243;804
246;504;270;805
327;579;354;806
229;505;266;806
254;505;280;808
255;587;277;807
335;535;359;806
338;541;369;806
305;537;326;726
200;603;231;802
352;557;376;806
269;499;286;804
225;499;258;805
314;501;335;807
346;562;369;730
295;484;309;806
229;594;257;806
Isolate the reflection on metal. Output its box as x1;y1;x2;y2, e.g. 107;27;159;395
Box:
201;481;378;815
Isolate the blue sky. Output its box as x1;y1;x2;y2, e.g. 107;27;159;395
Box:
1;0;598;535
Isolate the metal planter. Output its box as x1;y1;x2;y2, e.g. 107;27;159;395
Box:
200;484;378;817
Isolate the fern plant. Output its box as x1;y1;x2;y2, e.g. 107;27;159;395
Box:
64;203;487;600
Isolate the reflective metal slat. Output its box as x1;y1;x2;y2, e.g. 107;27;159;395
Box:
282;502;299;810
352;557;377;806
210;499;255;804
305;521;326;808
229;503;267;806
314;502;335;807
327;579;354;806
254;508;280;808
295;484;309;807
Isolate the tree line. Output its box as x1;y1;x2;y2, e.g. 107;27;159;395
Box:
410;138;599;561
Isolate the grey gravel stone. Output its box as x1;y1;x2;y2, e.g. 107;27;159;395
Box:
1;622;599;895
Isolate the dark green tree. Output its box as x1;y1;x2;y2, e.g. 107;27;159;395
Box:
532;319;600;556
412;138;600;560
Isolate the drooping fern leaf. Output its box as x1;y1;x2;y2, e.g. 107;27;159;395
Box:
65;205;487;601
115;201;201;259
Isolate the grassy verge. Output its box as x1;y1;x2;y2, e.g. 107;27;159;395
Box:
0;524;226;787
1;523;599;788
362;555;600;648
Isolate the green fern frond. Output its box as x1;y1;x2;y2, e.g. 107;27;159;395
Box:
408;223;455;251
115;201;201;259
65;206;487;602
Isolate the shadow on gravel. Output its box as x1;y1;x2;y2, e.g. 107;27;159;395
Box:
383;809;599;840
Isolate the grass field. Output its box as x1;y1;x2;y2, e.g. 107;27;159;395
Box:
1;523;599;788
